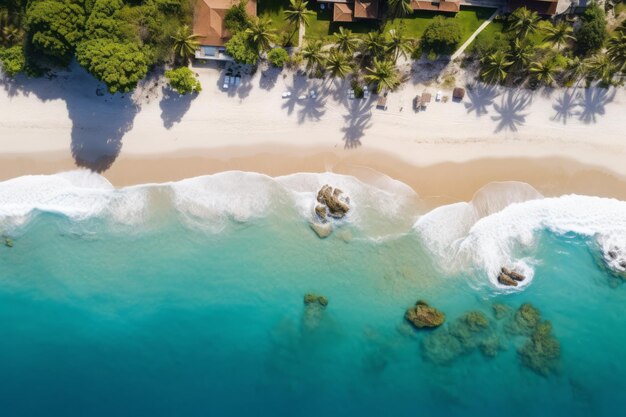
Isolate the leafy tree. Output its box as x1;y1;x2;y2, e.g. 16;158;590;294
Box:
84;0;123;40
507;7;540;40
387;27;413;62
544;21;574;50
171;24;200;64
26;0;86;59
585;53;615;84
267;46;289;67
245;17;275;53
0;44;25;75
76;38;148;93
421;16;461;55
224;0;250;33
481;50;512;84
325;50;351;79
301;39;324;72
387;0;412;19
283;0;314;45
607;31;626;74
333;27;359;55
364;58;400;93
225;30;258;65
165;66;202;94
575;3;607;56
529;57;559;86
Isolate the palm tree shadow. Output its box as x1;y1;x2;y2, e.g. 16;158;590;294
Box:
1;62;138;172
464;83;500;117
159;87;197;129
551;89;578;124
342;97;373;148
491;90;532;133
297;96;327;123
281;73;308;116
259;66;281;91
576;88;616;124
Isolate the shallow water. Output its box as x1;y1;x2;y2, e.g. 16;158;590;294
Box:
0;171;624;416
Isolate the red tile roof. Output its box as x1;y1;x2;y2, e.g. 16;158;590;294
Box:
333;3;355;22
354;0;380;19
193;0;258;46
410;0;460;13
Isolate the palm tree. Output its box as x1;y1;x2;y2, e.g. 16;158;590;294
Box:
544;21;574;50
362;32;387;61
387;0;413;19
387;28;413;62
325;50;352;79
283;0;315;46
245;17;275;53
301;40;325;73
364;58;400;93
585;54;616;85
171;25;201;64
508;7;540;40
529;58;560;86
508;38;534;74
333;27;360;55
607;31;626;74
481;50;512;84
563;56;588;85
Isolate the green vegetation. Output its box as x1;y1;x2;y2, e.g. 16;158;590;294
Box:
574;3;607;55
420;16;462;55
165;66;202;94
225;31;259;65
0;0;191;92
267;46;289;67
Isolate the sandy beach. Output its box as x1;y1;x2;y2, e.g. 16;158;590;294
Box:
1;61;625;202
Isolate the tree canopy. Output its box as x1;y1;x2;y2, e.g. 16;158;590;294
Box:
421;17;461;55
165;66;201;94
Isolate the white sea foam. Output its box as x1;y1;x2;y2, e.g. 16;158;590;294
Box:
0;170;148;229
0;170;417;236
415;188;626;289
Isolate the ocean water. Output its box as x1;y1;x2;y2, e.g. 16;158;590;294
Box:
0;170;625;416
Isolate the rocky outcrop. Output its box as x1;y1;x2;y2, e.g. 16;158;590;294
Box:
3;236;13;248
304;293;328;307
498;267;526;286
405;300;445;329
316;185;350;220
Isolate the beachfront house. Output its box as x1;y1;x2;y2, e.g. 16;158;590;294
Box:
317;0;381;23
193;0;258;61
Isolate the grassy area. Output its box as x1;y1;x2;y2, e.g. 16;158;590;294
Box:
259;1;497;44
387;7;496;44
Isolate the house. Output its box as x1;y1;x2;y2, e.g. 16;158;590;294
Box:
410;0;460;13
193;0;258;60
320;0;381;22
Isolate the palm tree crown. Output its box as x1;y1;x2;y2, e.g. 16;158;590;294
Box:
171;25;201;63
333;27;360;55
387;28;413;62
529;58;560;86
387;0;413;19
245;17;275;53
301;40;325;72
544;22;574;49
607;31;626;74
585;54;616;85
284;0;315;27
481;50;513;84
508;7;540;40
325;50;352;79
364;58;400;93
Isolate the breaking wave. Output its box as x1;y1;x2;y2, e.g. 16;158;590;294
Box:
415;183;626;289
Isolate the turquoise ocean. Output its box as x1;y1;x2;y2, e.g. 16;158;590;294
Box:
0;170;625;416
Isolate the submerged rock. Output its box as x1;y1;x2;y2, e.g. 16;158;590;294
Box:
309;222;332;239
518;320;560;376
316;185;350;219
492;303;512;320
461;311;489;331
304;293;328;307
4;237;13;248
314;205;327;221
405;300;445;329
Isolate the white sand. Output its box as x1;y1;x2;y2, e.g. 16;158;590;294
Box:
0;61;625;179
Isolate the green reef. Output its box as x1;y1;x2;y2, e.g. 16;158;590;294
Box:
416;303;560;376
405;300;445;329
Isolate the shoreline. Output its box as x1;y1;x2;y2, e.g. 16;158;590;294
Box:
2;145;626;208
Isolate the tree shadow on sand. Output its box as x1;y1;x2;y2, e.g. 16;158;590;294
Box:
1;63;139;172
281;73;308;116
341;97;373;149
576;88;616;124
551;89;579;124
259;66;281;91
297;95;326;123
491;90;532;133
464;83;500;117
159;87;197;129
